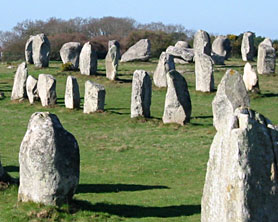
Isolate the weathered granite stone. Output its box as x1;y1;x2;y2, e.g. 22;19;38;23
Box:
173;58;188;64
105;44;119;80
11;62;28;101
193;30;211;56
212;69;250;132
60;42;82;69
153;52;175;88
84;80;105;113
108;40;121;60
65;76;80;109
257;38;276;74
241;32;255;61
195;53;214;92
37;74;57;107
243;62;260;92
211;53;225;65
25;36;34;64
18;112;80;206
202;105;278;221
131;70;152;118
162;70;191;125
212;35;231;60
32;33;50;68
166;46;194;63
175;41;190;49
121;39;151;62
26;75;39;104
79;42;98;75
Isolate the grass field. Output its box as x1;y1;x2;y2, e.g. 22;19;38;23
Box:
0;58;278;221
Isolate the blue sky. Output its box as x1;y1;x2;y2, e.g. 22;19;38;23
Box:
2;0;278;39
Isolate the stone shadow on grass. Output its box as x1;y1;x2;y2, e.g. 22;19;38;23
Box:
4;165;19;173
71;200;201;218
77;183;169;194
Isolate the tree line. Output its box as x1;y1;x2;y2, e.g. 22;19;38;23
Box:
0;16;277;61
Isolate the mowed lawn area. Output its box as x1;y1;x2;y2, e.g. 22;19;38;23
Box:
0;58;278;221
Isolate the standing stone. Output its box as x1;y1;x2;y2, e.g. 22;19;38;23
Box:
105;44;119;80
257;38;276;74
26;75;39;104
212;35;232;60
162;70;192;125
11;62;28;101
32;33;50;68
25;36;34;64
18;112;80;206
65;76;80;109
195;53;214;92
212;69;250;132
121;39;151;62
60;42;82;70
79;42;97;75
153;52;175;88
241;32;255;61
202;70;278;222
193;30;211;56
175;41;190;49
131;70;152;118
37;74;57;107
166;46;194;63
83;80;105;113
243;62;260;92
108;40;121;60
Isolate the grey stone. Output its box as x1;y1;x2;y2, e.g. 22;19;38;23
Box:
60;42;82;69
243;62;260;92
162;70;192;125
175;41;190;49
83;80;105;113
193;30;211;56
37;74;57;107
211;53;225;65
25;36;34;64
26;75;39;104
241;32;255;61
32;33;50;68
121;39;151;62
166;45;194;63
153;52;175;88
79;42;98;75
108;40;121;60
173;58;188;64
131;70;152;118
212;69;250;132
11;62;28;101
202;106;278;221
105;44;119;80
18;112;80;206
212;35;231;59
195;53;214;92
65;76;80;109
257;38;276;74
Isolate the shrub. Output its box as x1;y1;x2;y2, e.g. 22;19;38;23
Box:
61;62;75;71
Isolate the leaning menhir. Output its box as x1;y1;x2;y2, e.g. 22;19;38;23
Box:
162;70;191;125
60;42;82;70
37;74;57;107
195;53;214;92
241;31;254;61
18;112;80;206
65;76;80;109
32;33;50;68
193;30;211;56
257;38;276;74
131;70;152;118
79;42;98;75
11;62;28;101
83;80;105;113
153;52;175;88
121;39;151;62
201;69;278;222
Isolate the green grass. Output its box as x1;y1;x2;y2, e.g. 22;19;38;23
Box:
0;58;278;221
